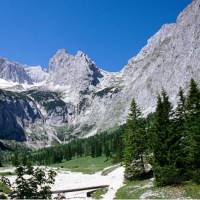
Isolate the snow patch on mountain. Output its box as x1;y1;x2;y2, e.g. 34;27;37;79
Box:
25;66;49;83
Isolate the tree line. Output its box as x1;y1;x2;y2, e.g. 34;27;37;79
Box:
10;126;124;166
124;79;200;186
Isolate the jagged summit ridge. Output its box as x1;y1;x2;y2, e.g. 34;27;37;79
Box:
47;49;104;96
48;49;95;73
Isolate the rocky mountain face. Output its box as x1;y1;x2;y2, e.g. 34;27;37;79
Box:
25;66;49;83
0;89;41;142
121;0;200;114
0;0;199;147
0;58;32;84
0;88;74;148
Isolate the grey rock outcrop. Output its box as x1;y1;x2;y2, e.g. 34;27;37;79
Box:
25;66;49;83
48;49;103;86
0;58;33;84
121;0;200;115
0;89;41;141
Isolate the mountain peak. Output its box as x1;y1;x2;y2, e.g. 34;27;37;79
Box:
76;50;86;57
53;49;88;60
54;48;68;56
48;49;94;73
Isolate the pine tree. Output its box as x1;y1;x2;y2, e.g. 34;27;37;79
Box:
114;126;124;162
0;153;2;167
104;142;111;160
124;98;147;179
12;153;20;167
185;79;200;182
153;90;172;164
152;90;180;186
175;88;186;124
170;88;188;181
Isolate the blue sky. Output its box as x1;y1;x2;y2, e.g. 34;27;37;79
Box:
0;0;191;71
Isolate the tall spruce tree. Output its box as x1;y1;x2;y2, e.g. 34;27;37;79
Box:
185;79;200;182
171;88;188;181
153;90;172;165
152;90;180;186
0;153;2;167
124;98;147;179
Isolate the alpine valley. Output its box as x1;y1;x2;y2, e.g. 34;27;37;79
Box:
0;0;200;148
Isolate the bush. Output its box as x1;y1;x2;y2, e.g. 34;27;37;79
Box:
192;169;200;184
10;164;56;199
154;166;184;186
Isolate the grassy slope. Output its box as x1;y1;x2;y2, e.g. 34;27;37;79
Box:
0;182;11;194
0;172;16;176
51;156;113;174
115;179;151;199
91;188;108;199
115;179;200;199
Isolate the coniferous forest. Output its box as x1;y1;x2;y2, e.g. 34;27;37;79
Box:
124;79;200;186
4;126;124;166
1;78;200;187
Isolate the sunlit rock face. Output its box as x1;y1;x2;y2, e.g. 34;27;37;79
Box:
25;66;49;83
121;0;200;115
0;0;200;147
48;49;103;95
0;57;32;84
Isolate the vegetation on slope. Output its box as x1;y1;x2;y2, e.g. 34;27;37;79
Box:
25;90;66;111
0;181;11;194
52;156;112;174
115;179;150;199
15;126;124;166
0;172;16;176
91;187;108;199
115;179;200;199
